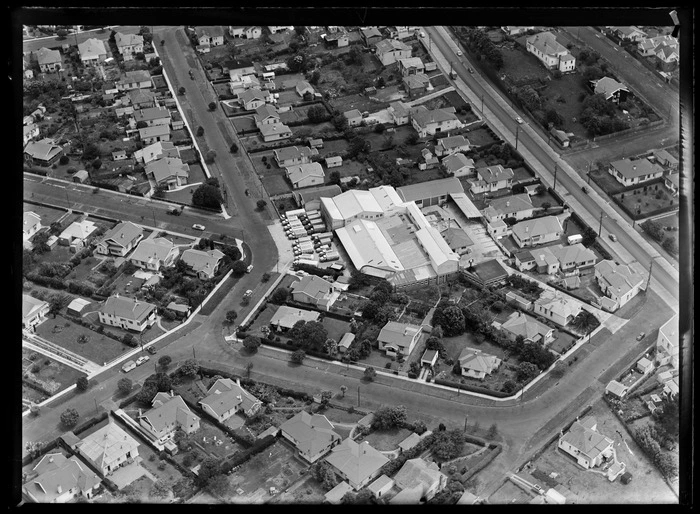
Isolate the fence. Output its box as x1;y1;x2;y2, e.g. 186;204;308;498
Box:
592;119;664;143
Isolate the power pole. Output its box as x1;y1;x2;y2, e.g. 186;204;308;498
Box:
94;397;98;415
480;94;484;112
515;125;519;150
587;162;592;184
464;415;468;432
357;386;360;407
553;163;558;191
598;210;604;237
647;258;654;288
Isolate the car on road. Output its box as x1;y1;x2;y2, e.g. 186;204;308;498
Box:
419;32;426;38
243;289;253;298
609;234;618;242
192;224;206;231
121;360;137;373
468;67;474;73
456;49;462;56
167;207;181;215
135;356;150;366
582;186;589;193
515;116;524;124
246;264;254;273
147;346;157;355
532;484;544;495
636;332;646;341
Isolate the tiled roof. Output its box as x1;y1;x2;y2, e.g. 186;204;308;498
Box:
35;47;61;65
561;419;613;461
77;422;140;470
100;295;156;322
26;456;100;503
115;32;144;48
501;311;553;341
396;177;464;202
78;38;107;59
377;321;421;346
180;248;224;277
325;439;389;485
476;165;514;183
200;378;261;417
280;411;341;459
483;193;533;217
146;157;189;184
100;221;143;248
24;139;62;161
141;394;198;435
130;237;177;264
411;108;459;129
270;305;320;329
290;275;334;300
592;77;629;99
527;31;567;56
22;294;48;320
511;215;562;241
458;347;500;373
595;260;646;296
375;38;411;54
274;146;315;162
534;290;582;320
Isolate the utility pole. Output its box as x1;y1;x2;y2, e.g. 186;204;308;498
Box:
357;386;360;407
553;163;558;191
598;210;604;237
151;208;157;229
515;125;519;150
192;346;196;360
480;94;484;113
464;415;468;432
647;258;654;288
587;162;592;184
65;190;71;210
94;397;98;415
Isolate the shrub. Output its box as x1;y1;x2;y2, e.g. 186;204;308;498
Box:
76;376;89;391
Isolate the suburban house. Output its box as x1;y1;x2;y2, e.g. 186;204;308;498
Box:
392;458;448;504
179;248;225;280
612;26;647;42
469;165;514;194
403;73;431;98
323;31;349;48
637;357;654;374
511;215;563;248
375;38;412;66
129;237;180;271
590;76;629;104
229;73;261;94
343;109;363;127
293;184;342;211
435;135;471;157
324;481;354;504
396;176;464;208
34;47;62;72
532;246;560;275
98;295;157;332
286;162;326;189
324;439;389;490
419;148;440;170
145;157;190;191
483;194;534;222
116;70;153;91
114;32;144;61
270;305;321;331
457;347;501;380
500;311;555;344
655;42;679;67
195;26;225;47
295;80;315;98
23;211;42;242
24;138;64;167
134;141;180;164
279;411;341;463
268;25;294;34
76;422;140;476
325;156;343;168
274;146;318;167
637;34;677;56
501;26;535;36
514;250;537;272
78;38;107;66
253;103;280;128
558;416;614;469
228;26;262;39
388;101;412;126
24;123;40;146
608;158;664;186
238;88;271;110
506;290;533;311
134;106;171;127
398;57;425;76
605;380;629;399
551;243;597;271
139;392;200;445
289;275;340;311
377;321;422;356
656;313;679;369
199;378;262;422
654;149;679;172
139;124;171;145
260;122;293;142
23;455;101;503
112;149;128;161
550;128;570;148
367;475;395;500
526;31;576;72
594;260;647;310
360;27;383;47
442;153;475;178
411;107;464;138
22;294;50;331
58;219;98;252
533;290;582;326
95;221;143;257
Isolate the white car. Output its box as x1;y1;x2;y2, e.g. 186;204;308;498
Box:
135;356;149;366
515;116;524;124
192;224;206;231
121;360;137;373
456;49;462;56
243;289;253;298
246;264;254;273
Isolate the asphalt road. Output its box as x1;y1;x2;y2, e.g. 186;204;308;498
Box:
426;27;679;306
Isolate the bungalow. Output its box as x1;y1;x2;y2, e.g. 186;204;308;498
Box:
656;313;679;369
403;73;431;98
77;422;140;476
440;227;473;255
533;246;560;275
590;76;629;104
514;250;536;272
506;290;533;310
23;211;42;242
112;149;128;161
134;106;171;127
294;185;343;211
388;101;412;126
24;138;64;167
500;311;555;344
419;148;440;171
325;439;389;490
594;260;646;310
98;295;157;332
226;58;256;77
280;411;341;463
180;248;225;280
238;88;271;111
253;103;280;128
653;149;679;171
78;38;107;66
411;107;463;138
338;332;355;354
139;124;171;145
375;38;412;66
270;305;320;331
22;294;50;331
260;122;293;142
114;32;144;61
325;156;343;168
129;237;179;271
360;27;383;47
58;219;98;252
392;458;448;503
526;31;576;72
343;109;363;127
23;455;101;503
377;321;422;356
637;357;654;374
613;26;647;42
533;290;582;326
134;141;180;164
66;298;91;317
289;275;339;310
95;221;143;257
116;70;153;91
458;347;501;380
470;165;514;195
511;215;563;248
442;153;475;178
228;26;261;39
558;416;614;469
195;26;225;47
199;378;262;422
605;380;629;399
286;162;326;189
608;158;664;186
295;80;315;97
139;392;200;445
551;243;597;271
435;135;471;157
483;193;534;222
274;145;317;167
23;123;40;146
398;57;425;76
637;35;677;57
35;47;62;72
323;31;349;48
146;157;190;191
171;110;185;130
229;73;261;94
388;26;419;39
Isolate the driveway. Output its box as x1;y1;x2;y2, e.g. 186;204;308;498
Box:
110;458;155;490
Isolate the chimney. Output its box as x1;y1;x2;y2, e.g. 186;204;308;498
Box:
236;378;241;386
170;389;174;397
48;456;54;463
237;395;242;401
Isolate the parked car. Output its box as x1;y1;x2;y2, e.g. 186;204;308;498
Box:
532;485;544;495
135;356;150;366
192;224;206;231
609;234;618;242
468;67;474;73
121;360;137;373
246;264;254;273
167;207;181;215
515;116;524;124
582;186;589;193
456;49;462;56
636;332;646;341
243;289;253;298
147;346;157;355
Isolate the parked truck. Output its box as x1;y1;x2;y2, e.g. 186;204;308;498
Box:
320;251;340;262
294;258;320;267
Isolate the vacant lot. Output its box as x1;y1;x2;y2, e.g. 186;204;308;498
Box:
464;125;500;147
22;351;86;395
23;203;69;227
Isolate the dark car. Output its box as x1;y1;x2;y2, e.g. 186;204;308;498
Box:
582;186;589;193
147;346;157;355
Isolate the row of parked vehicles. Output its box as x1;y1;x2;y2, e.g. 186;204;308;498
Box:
281;209;326;239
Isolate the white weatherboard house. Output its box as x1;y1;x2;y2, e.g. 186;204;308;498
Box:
76;422;140;477
377;321;422;356
138;392;200;445
199;378;262;423
98;295;157;332
656;313;679;369
458;347;501;380
526;31;576;72
22;294;50;331
558;416;614;469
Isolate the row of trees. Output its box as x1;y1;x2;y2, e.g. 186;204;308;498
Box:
641;219;678;255
457;27;504;69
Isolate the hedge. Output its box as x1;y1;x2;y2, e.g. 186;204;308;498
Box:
25;273;67;290
379;433;437;477
73;411;110;437
433;378;510;398
460;443;502;483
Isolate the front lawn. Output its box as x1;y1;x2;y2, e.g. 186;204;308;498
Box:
22;352;86;395
361;426;413;451
612;182;678;218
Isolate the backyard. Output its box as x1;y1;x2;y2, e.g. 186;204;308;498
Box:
21;350;86;396
361;426;413;451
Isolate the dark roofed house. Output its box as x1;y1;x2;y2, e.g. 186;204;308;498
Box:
590;76;629;103
280;411;341;463
24;138;64;167
199;377;262;423
608;158;664;186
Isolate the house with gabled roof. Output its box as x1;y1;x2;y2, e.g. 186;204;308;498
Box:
199;377;262;423
654;149;679;172
411;107;463;138
139;391;200;445
375;38;412;66
442;153;475;178
419;147;440;170
134;141;180;164
396;176;463;208
526;31;576;72
377;321;422;356
290;275;340;310
458;347;501;380
656;313;678;369
260;122;293;142
78;38;107;66
533;290;582;326
590;77;629;104
34;47;62;72
23;211;42;242
368;474;395;499
117;70;153;91
274;145;318;167
23;454;101;503
253;103;280;128
270;305;321;331
76;422;140;477
195;26;224;47
483;193;534;222
605;380;629;399
145;156;190;191
500;311;554;344
511;215;563;248
24;123;40;146
612;26;647;42
558;416;614;469
398;56;425;76
469;165;514;194
237;88;271;110
286;162;325;189
228;26;262;39
343;109;363;127
550;243;597;271
180;248;225;279
637;34;677;56
95;221;143;256
58;219;98;252
23;294;50;331
403;73;431;98
138;124;171;145
324;481;354;504
325;439;389;490
434;135;471;157
296;80;315;97
280;411;341;463
392;457;448;503
129;237;180;271
594;260;646;310
24;138;64;167
98;295;157;332
360;27;383;47
323;30;349;48
115;32;144;61
388;101;412;126
532;246;560;274
608;158;664;186
134;106;171;127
